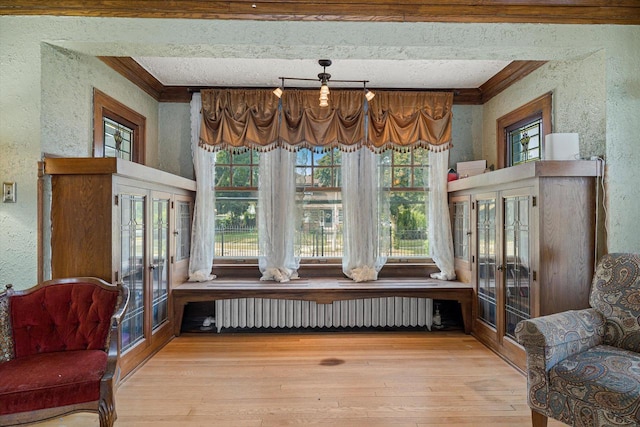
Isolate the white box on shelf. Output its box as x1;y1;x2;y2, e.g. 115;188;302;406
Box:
457;160;486;178
545;133;580;160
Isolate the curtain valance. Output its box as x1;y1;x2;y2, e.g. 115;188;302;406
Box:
200;88;452;153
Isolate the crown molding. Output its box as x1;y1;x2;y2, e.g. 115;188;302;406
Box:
480;61;547;103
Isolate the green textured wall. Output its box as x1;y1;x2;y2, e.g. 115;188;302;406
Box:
1;17;638;288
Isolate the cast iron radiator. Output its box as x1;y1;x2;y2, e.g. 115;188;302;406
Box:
214;297;433;332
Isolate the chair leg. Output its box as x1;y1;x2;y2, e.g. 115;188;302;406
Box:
531;409;548;427
98;396;116;427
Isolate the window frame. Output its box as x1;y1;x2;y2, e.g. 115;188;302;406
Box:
93;88;146;164
496;92;552;169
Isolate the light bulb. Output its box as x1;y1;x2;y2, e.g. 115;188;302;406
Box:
365;89;375;101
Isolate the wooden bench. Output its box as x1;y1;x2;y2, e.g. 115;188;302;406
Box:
172;278;473;336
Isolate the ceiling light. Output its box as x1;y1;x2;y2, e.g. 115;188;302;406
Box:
276;59;372;107
273;78;284;98
364;82;375;102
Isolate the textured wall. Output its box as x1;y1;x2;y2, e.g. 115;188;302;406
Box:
158;103;194;180
450;105;482;170
1;22;43;288
1;16;638;288
41;44;160;164
481;51;606;168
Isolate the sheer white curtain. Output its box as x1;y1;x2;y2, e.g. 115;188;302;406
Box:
188;93;217;282
258;148;300;282
428;149;456;280
341;148;390;282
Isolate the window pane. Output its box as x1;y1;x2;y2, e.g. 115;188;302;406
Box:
389;191;427;257
216;151;231;164
414;166;426;188
232;166;251;187
103;117;133;161
176;201;191;261
313;167;335;187
215;191;258;258
233;151;252;165
215;166;231;187
299;190;342;258
393;151;411;166
509;118;541;166
393;167;411;187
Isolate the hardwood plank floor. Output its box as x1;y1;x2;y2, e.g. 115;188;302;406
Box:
31;331;565;426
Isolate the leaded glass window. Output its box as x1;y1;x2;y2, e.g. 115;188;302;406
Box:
103;118;134;161
507;117;542;166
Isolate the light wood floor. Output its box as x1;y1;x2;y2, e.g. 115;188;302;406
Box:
33;331;565;426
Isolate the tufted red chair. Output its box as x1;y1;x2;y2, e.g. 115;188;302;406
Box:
0;277;129;427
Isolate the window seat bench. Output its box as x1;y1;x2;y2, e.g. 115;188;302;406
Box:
172;278;473;336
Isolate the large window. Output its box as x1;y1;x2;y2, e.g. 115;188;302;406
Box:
386;149;429;259
213;148;429;261
214;150;258;258
93;89;146;164
497;92;551;169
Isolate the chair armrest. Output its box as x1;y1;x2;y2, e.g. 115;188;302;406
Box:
103;283;130;380
516;308;605;369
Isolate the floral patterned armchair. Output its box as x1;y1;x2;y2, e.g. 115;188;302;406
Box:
515;253;640;427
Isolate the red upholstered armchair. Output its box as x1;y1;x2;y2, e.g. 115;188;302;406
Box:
0;277;129;426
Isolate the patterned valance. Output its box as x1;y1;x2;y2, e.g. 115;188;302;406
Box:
200;88;452;153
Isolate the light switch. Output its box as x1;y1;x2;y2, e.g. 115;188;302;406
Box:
3;182;16;203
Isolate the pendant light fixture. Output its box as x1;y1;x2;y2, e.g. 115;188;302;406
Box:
275;59;374;107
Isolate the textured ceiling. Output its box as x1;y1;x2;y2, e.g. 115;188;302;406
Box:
133;57;512;89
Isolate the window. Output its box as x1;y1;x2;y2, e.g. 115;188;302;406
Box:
506;116;542;165
296;149;342;258
497;92;552;169
213;147;430;261
214;150;259;258
93;88;146;164
386;149;429;259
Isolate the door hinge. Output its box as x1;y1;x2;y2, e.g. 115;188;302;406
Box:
114;195;119;206
115;271;119;282
171;255;174;264
171;200;174;209
532;271;537;281
472;255;475;263
532;196;537;207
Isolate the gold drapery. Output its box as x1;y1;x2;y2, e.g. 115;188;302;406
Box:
199;88;452;152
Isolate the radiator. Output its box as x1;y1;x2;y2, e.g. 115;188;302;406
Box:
214;297;433;332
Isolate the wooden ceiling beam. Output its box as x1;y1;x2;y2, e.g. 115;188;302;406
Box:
1;1;639;24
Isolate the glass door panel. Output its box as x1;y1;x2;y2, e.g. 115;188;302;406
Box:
477;198;497;328
503;195;531;339
453;201;470;261
176;200;192;262
151;197;170;330
120;194;146;352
